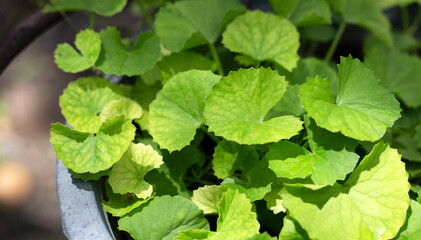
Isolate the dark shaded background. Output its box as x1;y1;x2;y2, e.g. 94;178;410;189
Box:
0;1;144;239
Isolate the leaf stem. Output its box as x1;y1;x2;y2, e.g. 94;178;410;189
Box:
59;12;78;34
200;125;220;143
197;160;214;179
137;0;154;27
208;43;224;76
408;7;421;35
401;6;410;32
89;12;96;29
324;21;346;63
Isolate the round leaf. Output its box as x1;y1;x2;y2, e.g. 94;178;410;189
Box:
118;196;209;240
50;116;135;173
158;51;215;84
149;70;220;151
191;185;229;214
300;56;401;141
204;67;303;144
267;141;359;186
44;0;127;16
59;76;123;133
364;42;421;108
54;29;101;73
96;27;161;77
212;140;259;179
154;0;245;51
108;143;163;199
280;142;410;240
177;190;260;240
222;11;299;71
269;0;331;27
100;97;143;122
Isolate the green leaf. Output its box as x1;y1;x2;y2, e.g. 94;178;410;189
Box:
131;78;162;111
372;0;419;9
44;0;127;16
54;29;101;73
119;195;209;240
108;143;163;199
154;4;206;52
222;176;272;202
150;70;220;151
267;141;359;185
50;116;135;173
248;232;277;240
214;190;260;239
222;11;300;71
177;230;276;240
394;107;421;129
163;146;202;189
154;0;245;52
304;115;358;152
96;27;160;76
395;200;421;239
177;190;260;240
301;25;335;43
364;42;421;108
300;56;401;141
280;142;410;240
100;97;143;121
102;195;150;218
221;160;276;202
329;0;392;46
279;216;310;240
70;169;110;182
59;76;123;133
272;85;305;117
394;132;421;162
173;0;245;44
102;183;152;217
176;230;215;240
269;0;331;27
205;68;303;144
266;140;309;160
191;185;229;214
277;57;339;95
391;32;421;52
212;140;259;179
144;168;184;197
158;51;215;84
263;187;286;214
235;54;257;67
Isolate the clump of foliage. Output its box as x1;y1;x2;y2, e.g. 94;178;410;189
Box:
48;0;421;239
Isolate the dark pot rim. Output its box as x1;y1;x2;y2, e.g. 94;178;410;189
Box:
56;159;116;240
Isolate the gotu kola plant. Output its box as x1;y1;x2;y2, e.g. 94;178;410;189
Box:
48;0;421;239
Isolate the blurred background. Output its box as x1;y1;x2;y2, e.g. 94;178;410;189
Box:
0;1;144;239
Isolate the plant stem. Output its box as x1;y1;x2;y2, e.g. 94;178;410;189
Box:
89;12;96;29
324;21;346;63
401;6;410;32
137;0;154;27
408;7;421;35
59;12;78;33
184;176;214;185
200;125;220;143
208;43;224;76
